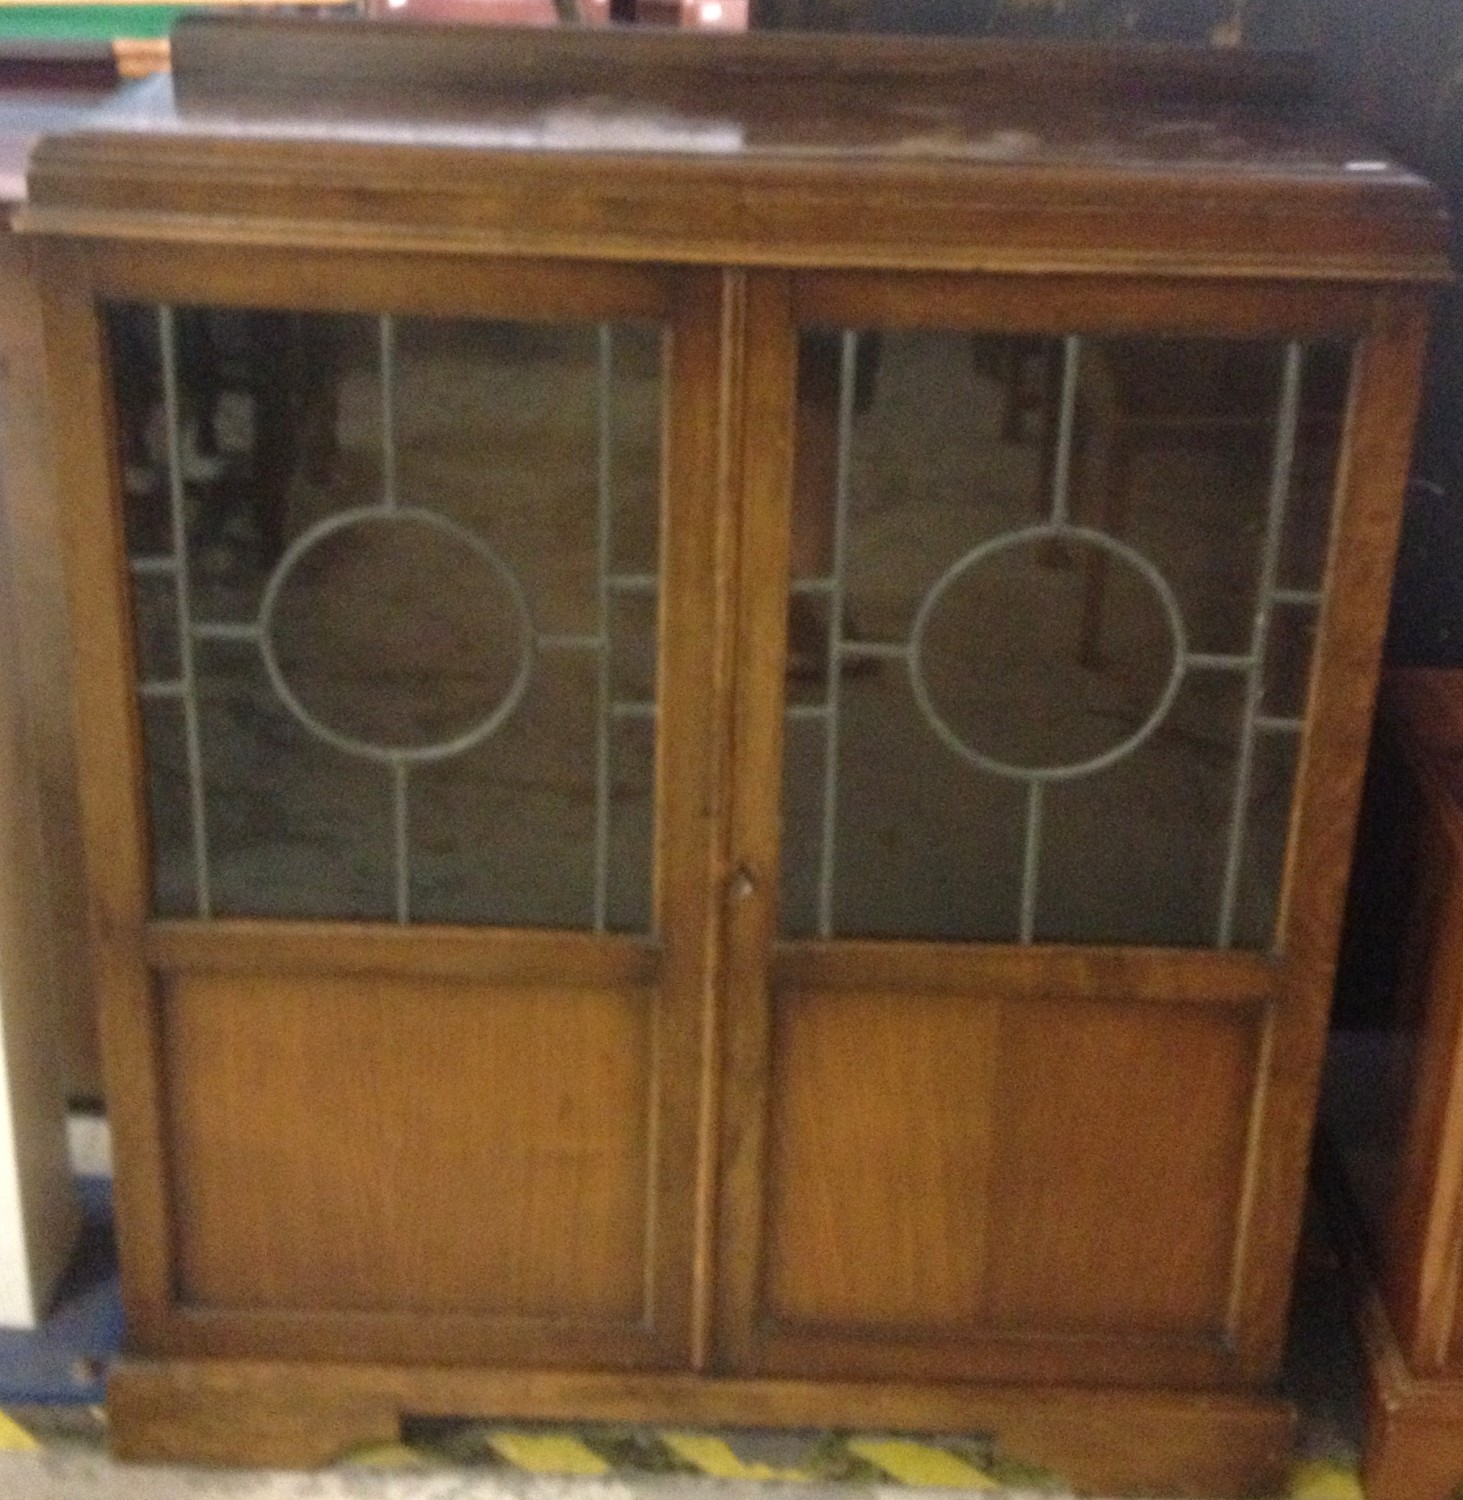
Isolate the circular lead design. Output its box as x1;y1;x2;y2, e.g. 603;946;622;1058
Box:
258;506;534;764
908;523;1186;782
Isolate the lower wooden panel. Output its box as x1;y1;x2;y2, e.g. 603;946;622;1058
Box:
757;985;1259;1382
108;1356;1295;1498
766;989;998;1330
158;971;659;1350
986;997;1257;1335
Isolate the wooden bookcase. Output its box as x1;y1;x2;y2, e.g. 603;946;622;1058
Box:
1323;669;1463;1500
18;19;1448;1495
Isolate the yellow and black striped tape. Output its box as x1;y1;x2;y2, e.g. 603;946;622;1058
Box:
0;1405;1367;1497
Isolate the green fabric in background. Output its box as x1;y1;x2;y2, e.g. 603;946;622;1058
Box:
0;7;195;41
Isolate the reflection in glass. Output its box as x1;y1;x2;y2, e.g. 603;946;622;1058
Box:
1039;676;1246;948
131;572;180;686
112;304;663;932
409;655;596;929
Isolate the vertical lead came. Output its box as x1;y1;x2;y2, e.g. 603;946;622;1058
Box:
1217;340;1305;949
158;305;214;918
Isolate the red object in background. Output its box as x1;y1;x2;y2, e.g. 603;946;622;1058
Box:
369;0;747;26
368;0;559;21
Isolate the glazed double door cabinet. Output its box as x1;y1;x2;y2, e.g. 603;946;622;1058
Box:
21;19;1447;1495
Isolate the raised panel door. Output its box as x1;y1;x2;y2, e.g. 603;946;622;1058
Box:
714;268;1413;1389
51;249;731;1370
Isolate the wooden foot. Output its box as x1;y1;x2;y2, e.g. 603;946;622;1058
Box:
1352;1284;1463;1500
108;1357;1294;1497
1317;1142;1463;1500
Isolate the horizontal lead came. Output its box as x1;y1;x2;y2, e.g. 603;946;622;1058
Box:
190;621;260;643
1187;653;1256;673
538;633;604;653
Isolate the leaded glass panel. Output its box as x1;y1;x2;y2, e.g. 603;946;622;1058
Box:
110;305;663;932
780;327;1348;950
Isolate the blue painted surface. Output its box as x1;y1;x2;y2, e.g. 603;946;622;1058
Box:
0;1177;122;1405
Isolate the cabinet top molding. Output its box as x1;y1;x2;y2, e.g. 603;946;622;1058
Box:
18;18;1451;282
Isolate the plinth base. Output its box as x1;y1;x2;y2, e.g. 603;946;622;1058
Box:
108;1356;1294;1498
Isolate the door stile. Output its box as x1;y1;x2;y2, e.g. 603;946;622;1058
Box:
1225;287;1433;1377
713;269;798;1373
654;266;747;1365
37;240;175;1342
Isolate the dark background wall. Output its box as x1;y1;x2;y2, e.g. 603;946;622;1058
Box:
752;0;1241;43
754;0;1463;665
1249;0;1463;664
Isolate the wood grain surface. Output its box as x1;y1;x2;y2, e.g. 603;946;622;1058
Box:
24;22;1443;1490
18;24;1449;281
107;1354;1296;1497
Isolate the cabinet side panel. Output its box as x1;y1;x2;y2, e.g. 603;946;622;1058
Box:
0;237;98;1099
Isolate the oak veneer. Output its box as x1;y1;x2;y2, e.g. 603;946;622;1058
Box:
21;20;1448;1493
0;227;81;1319
0;155;101;1100
1322;669;1463;1500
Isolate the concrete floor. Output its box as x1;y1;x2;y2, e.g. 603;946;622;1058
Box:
0;1459;928;1500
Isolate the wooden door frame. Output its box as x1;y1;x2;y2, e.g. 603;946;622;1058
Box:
35;237;741;1370
713;267;1431;1387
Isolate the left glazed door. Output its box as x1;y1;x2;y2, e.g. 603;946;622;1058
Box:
42;246;731;1370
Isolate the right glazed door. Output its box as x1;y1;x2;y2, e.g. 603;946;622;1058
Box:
715;270;1369;1390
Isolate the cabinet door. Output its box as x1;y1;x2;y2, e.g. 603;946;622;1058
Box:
716;272;1418;1388
51;252;728;1371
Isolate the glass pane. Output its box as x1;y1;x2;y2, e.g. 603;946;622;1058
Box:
835;677;1029;942
782;326;1348;950
1280;343;1350;592
409;654;595;928
607;716;656;935
131;571;180;687
110;304;663;932
1038;676;1244;948
198;639;397;923
1232;731;1302;951
140;697;194;918
1264;603;1319;722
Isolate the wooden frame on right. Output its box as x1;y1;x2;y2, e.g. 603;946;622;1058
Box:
1322;667;1463;1500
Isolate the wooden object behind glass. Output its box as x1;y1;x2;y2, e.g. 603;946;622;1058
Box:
20;20;1448;1495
